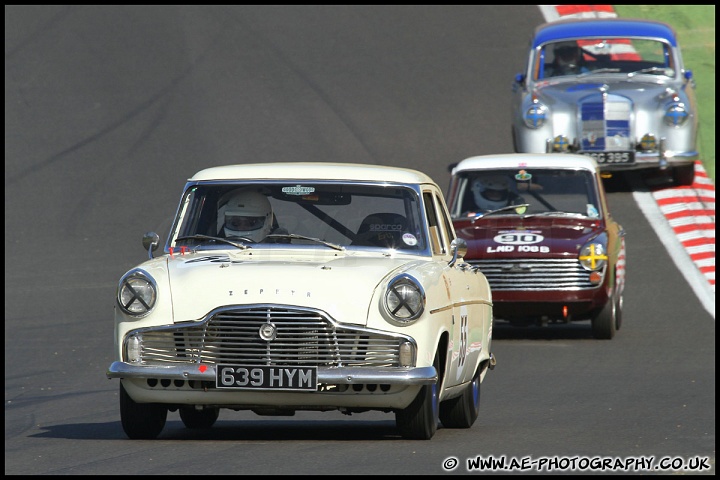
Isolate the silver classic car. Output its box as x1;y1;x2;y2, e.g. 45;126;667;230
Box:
107;163;496;440
512;18;699;186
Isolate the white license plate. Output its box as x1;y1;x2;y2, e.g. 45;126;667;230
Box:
216;365;318;391
581;151;634;164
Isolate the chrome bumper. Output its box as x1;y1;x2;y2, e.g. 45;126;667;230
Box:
599;150;698;172
107;361;438;385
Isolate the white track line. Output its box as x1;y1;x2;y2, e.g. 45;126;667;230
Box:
634;189;715;318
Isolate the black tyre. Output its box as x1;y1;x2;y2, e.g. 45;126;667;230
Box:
179;406;220;429
591;294;617;340
396;354;440;440
673;163;695;186
119;383;167;439
439;367;481;429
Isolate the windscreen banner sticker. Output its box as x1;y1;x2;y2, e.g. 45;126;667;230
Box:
488;230;549;253
281;185;320;202
281;185;316;195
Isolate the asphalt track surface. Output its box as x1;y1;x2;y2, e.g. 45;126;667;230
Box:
5;5;715;475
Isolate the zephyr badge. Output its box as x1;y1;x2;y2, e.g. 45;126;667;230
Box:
259;322;277;341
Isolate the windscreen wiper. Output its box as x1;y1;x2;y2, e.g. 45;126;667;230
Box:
175;234;251;250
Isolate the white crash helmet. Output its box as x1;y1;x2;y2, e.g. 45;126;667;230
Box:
217;189;273;241
471;176;511;211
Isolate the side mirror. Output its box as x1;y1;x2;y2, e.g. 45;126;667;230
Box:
142;232;160;259
512;73;526;93
449;237;468;267
684;69;696;88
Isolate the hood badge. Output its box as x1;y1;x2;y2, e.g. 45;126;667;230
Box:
259;322;277;342
587;132;598;147
228;288;312;298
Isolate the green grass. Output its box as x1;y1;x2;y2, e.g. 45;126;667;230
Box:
613;5;715;183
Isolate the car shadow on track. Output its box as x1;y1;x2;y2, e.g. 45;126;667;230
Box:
602;170;678;193
492;322;596;340
30;419;416;441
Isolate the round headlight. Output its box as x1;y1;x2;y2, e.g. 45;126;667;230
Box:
523;103;548;129
118;269;157;316
384;275;425;325
579;243;608;271
664;103;689;127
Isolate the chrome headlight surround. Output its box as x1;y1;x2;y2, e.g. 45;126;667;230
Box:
117;269;157;317
383;274;425;326
664;103;689;127
523;101;548;129
579;233;608;272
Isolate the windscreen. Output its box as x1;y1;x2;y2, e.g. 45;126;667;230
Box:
168;182;427;252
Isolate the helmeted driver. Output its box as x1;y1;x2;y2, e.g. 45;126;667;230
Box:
548;41;588;76
471;175;524;212
217;189;274;241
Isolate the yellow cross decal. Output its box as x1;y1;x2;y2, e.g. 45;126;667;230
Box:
580;244;608;269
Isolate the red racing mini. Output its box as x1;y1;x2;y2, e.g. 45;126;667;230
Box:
447;153;626;339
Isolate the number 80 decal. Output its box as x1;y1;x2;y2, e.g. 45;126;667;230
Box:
493;232;544;245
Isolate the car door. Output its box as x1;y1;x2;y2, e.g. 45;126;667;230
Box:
423;188;480;388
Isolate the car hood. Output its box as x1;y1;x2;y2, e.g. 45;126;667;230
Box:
535;78;670;105
455;216;604;259
159;250;417;325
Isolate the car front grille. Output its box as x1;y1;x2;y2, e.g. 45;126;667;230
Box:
579;94;633;151
469;258;597;291
134;306;408;367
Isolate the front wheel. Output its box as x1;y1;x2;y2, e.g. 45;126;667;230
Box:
396;354;440;440
591;295;617;340
672;163;695;187
614;289;624;331
119;383;167;439
439;367;481;428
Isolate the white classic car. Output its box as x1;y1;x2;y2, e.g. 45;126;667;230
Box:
512;18;699;186
107;162;496;440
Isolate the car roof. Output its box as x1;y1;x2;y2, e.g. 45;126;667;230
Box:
451;153;599;175
189;162;437;185
532;18;677;48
